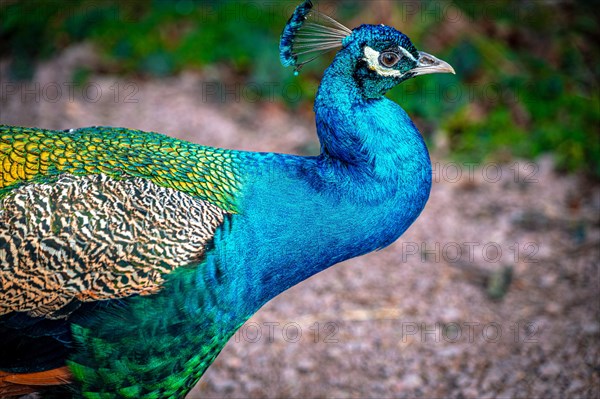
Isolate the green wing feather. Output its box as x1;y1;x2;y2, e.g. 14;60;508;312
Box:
0;125;241;213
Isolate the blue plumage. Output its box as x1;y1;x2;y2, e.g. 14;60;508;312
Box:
0;2;454;397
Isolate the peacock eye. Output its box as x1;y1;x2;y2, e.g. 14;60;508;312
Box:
379;51;401;68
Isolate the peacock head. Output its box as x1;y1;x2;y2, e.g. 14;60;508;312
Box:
280;1;455;98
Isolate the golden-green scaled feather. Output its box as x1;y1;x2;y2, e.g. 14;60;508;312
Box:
0;125;242;213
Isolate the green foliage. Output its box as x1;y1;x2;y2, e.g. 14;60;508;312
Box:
1;0;598;175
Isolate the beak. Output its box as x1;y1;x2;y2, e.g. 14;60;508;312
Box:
411;51;455;76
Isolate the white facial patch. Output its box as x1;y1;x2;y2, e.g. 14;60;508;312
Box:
399;46;416;62
363;46;403;77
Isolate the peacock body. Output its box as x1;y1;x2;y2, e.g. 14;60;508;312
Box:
0;1;454;397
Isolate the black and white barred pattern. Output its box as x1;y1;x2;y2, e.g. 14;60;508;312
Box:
0;174;226;319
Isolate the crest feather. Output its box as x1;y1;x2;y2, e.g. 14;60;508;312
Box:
280;0;351;74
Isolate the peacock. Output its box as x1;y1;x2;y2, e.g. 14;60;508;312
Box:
0;1;454;397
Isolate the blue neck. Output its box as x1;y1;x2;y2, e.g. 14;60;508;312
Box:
207;54;432;317
313;52;431;202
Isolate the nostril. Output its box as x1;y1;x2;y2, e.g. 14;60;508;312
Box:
420;56;435;66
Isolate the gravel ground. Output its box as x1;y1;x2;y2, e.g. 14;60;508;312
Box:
1;45;599;398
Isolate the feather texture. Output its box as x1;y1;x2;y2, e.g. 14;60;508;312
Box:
0;3;456;397
0;126;242;212
1;174;226;319
280;0;351;72
0;367;71;397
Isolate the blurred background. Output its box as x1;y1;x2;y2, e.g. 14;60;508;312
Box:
1;0;599;397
